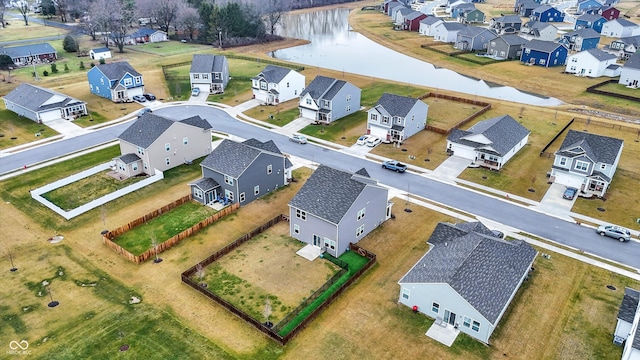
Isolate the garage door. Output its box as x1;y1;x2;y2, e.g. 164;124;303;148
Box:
40;109;62;122
300;108;316;120
554;172;584;189
451;144;476;161
369;125;388;140
194;84;209;94
128;88;144;97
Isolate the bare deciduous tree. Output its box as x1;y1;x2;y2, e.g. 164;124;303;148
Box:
0;0;7;28
55;0;71;22
89;0;113;46
138;0;185;33
177;6;201;41
16;0;33;26
261;0;290;35
110;0;137;53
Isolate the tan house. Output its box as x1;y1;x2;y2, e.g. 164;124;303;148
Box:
113;113;212;178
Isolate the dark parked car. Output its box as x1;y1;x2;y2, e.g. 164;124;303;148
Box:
562;187;578;200
143;93;156;101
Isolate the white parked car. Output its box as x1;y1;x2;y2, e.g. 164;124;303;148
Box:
366;136;382;147
356;135;370;146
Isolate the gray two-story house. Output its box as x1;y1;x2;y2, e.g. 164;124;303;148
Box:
490;15;523;35
190;138;292;206
551;130;624;198
298;75;361;123
288;165;392;257
455;26;497;51
367;93;428;143
487;34;528;60
189;54;230;94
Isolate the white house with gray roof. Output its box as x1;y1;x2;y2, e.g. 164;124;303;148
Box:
419;16;444;36
251;65;305;105
565;48;620;77
288;165;392;257
191;138;292;206
3;83;88;123
398;221;537;344
601;18;639;38
614;288;640;358
446;115;530;170
619;53;640;88
551;129;623;198
367;93;428;143
114;113;212;178
189;54;229;94
298;75;361;123
433;21;468;43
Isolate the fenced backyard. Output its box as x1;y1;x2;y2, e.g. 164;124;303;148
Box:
421;93;491;134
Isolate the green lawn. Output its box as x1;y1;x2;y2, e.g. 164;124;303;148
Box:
300;111;367;143
0;109;60;150
72;111;110;128
113;201;218;255
130;41;213;56
360;82;427;107
208;78;253;106
598;82;640;98
243;106;300;127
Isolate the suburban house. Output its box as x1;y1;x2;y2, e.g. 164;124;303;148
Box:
130;28;168;44
288;165;392;258
393;7;413;26
190;138;292;206
450;3;476;18
490;15;523;35
559;28;601;52
565;48;620;77
487;34;528;60
298;75;361;123
398;221;537;344
367;93;428;143
455;26;497;51
384;0;408;14
251;65;305;105
189;54;230;94
433;21;468;43
0;43;57;67
514;0;538;17
603;35;640;60
419;16;444;36
550;129;624;198
114;113;212;178
87;61;144;102
458;8;485;24
520;21;558;41
3;83;88;123
386;1;405;17
575;14;607;33
601;18;639;38
404;11;427;31
613;287;640;358
530;5;564;22
597;6;620;20
446;114;530;170
89;47;112;60
577;0;602;14
520;40;568;67
619;53;640;88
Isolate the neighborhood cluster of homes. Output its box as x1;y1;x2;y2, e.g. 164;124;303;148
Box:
384;0;640;86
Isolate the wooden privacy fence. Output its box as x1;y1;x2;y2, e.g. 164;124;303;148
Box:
102;196;239;264
539;118;574;157
586;79;640;103
422;93;492;135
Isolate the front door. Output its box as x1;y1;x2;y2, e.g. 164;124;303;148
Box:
444;310;456;325
313;234;321;247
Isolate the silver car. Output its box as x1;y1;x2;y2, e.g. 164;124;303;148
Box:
596;225;631;242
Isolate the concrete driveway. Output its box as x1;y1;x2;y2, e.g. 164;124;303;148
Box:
431;156;471;180
533;182;577;220
45;119;87;138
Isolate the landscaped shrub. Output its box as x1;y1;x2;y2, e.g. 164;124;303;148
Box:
79;61;85;69
43;70;49;77
90;62;95;68
64;64;69;72
63;35;78;52
99;58;105;65
50;63;58;73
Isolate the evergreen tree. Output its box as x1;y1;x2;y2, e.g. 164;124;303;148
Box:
63;35;78;52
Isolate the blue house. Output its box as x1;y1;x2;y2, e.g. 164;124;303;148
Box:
575;14;607;33
530;5;564;22
560;28;601;52
520;40;568;67
577;0;602;14
87;61;144;102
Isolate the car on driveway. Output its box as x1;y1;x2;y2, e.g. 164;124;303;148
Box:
143;93;156;101
382;160;407;173
132;95;146;102
356;135;370;145
191;88;200;97
562;187;578;200
596;225;631;242
289;134;307;144
366;136;381;147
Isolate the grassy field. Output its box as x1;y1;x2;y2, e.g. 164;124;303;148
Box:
244;103;301;126
0;109;60;149
0;20;68;41
300;110;366;146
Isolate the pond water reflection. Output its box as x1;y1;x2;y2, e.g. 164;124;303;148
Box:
272;8;563;106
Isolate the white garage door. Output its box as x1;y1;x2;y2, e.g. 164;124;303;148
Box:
194;84;209;94
300;108;316;120
128;87;144;97
554;172;584;189
39;109;62;122
451;144;476;161
369;125;388;140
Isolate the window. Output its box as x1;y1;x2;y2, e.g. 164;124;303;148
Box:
472;320;480;332
571;57;577;62
559;157;567;166
539;59;546;65
294;90;297;95
323;100;330;107
165;157;170;166
267;164;272;174
193;74;199;79
132;163;138;171
296;209;306;220
203;74;208;80
356;224;364;237
599;163;606;170
123;78;132;86
463;316;471;328
214;73;220;79
395;117;402;125
100;78;104;85
165;143;171;152
432;302;440;314
346;94;351;101
260;81;267;90
224;175;233;185
401;288;410;300
357;208;366;221
136;77;141;84
575;160;588;171
239;192;245;202
324;238;336;250
286;82;290;88
137;147;145;156
306;98;312;105
293;224;300;234
346;105;351;112
183;137;188;145
193;188;203;200
382;116;389;124
143;162;148;170
254;185;259;195
371;113;378;121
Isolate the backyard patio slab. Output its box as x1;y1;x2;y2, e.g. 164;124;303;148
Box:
296;244;323;261
425;321;460;347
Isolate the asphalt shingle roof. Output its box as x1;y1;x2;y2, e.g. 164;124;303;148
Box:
609;18;638;28
582;48;617;61
421;16;442;25
180;115;212;130
500;34;529;46
95;61;141;81
253;65;293;84
578;14;604;22
374;93;422;118
405;11;426;21
399;222;537;324
3;83;85;113
458;26;495;39
564;27;600;39
200;138;287;178
524;39;565;53
91;47;110;53
556;129;623;164
447;115;530;156
626;53;640;69
190;54;226;74
494;15;522;24
618;287;640;323
190;177;219;191
131;28;164;37
289;165;375;224
0;43;56;58
119;153;140;164
118;113;174;148
441;22;467;31
300;75;352;103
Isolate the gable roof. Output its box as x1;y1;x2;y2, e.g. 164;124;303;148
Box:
0;43;57;58
118;113;209;148
607;18;638;28
91;47;111;53
577;13;605;22
556;129;623;164
180;115;213;130
524;39;566;53
94;61;141;81
399;222;537;324
131;28;165;37
3;83;86;113
440;21;467;31
253;65;294;84
618;288;640;323
498;34;529;46
405;11;426;21
374;93;422;117
564;27;600;38
447;115;530;156
493;15;522;23
200;138;287;178
289;165;377;224
458;26;496;38
523;20;555;31
625;53;640;69
421;16;442;25
576;48;617;61
190;54;226;74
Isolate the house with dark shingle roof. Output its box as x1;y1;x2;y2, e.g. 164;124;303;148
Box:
519;21;558;41
398;221;537;344
114;113;212;177
603;35;640;61
367;93;428;143
520;39;568;67
458;8;485;25
191;138;292;206
189;54;229;94
3;83;88;123
601;18;639;38
487;34;528;60
614;288;640;356
551;129;624;197
490;15;523;35
575;14;607;33
87;61;144;102
514;0;538;17
0;43;57;67
298;75;361;123
130;28;168;44
251;65;305;105
530;5;564;22
446;115;530;170
454;26;497;51
559;28;600;52
288;165;391;257
419;16;444;36
404;10;428;31
434;21;468;43
619;53;640;87
565;48;619;77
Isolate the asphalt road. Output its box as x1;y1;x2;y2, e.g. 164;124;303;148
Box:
2;104;639;268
